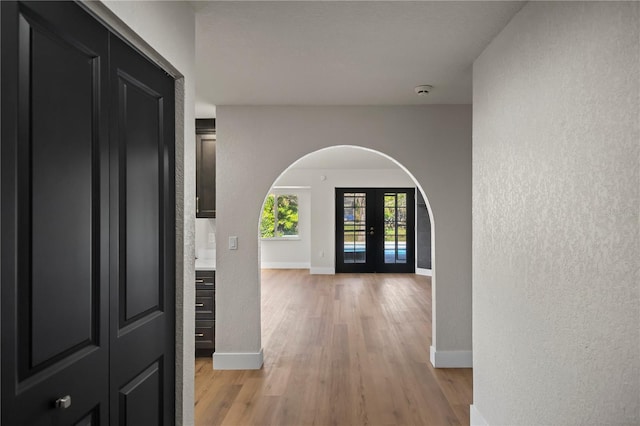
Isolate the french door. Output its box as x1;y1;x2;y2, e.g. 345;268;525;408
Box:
336;188;415;273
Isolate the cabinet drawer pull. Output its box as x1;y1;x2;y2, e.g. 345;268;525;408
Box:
195;303;204;307
195;333;204;337
195;279;204;283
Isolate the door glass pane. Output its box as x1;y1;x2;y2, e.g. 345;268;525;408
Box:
397;225;407;263
383;192;410;264
384;231;396;264
384;194;397;264
398;193;406;208
344;193;366;264
355;232;366;263
397;207;406;224
344;243;355;263
384;207;395;222
343;207;354;225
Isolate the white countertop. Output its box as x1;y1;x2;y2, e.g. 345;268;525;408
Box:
196;250;216;271
195;257;216;271
195;248;216;270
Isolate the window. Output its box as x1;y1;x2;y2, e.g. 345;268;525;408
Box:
260;194;299;238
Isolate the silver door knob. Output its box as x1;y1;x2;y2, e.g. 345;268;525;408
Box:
55;395;71;409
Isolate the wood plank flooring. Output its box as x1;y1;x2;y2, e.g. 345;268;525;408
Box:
195;270;472;426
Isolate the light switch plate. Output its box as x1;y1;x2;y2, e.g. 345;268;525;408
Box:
229;236;238;250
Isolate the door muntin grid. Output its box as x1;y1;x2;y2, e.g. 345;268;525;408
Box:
343;192;367;263
384;192;407;264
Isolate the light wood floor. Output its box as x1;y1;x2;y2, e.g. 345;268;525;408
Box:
195;270;472;426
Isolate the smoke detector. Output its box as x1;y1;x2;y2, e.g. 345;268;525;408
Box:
414;85;433;96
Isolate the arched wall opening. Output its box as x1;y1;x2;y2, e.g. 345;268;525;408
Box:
255;144;436;361
256;145;435;275
213;105;472;370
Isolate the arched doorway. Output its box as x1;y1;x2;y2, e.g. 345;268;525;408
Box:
256;145;435;358
257;145;434;276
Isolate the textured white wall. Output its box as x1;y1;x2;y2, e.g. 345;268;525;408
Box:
473;2;639;424
96;2;196;425
216;106;471;356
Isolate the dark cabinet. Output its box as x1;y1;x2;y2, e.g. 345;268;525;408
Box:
196;119;216;218
195;270;215;355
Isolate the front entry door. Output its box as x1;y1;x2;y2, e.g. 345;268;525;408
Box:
1;2;175;424
336;188;415;273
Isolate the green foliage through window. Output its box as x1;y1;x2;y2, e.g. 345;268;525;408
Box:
260;194;299;238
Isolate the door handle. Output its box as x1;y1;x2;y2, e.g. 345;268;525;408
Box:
195;303;204;307
196;196;200;214
195;333;204;337
55;395;71;409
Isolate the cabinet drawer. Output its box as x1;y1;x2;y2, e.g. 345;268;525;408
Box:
195;321;214;349
195;270;215;353
195;270;215;290
195;290;214;320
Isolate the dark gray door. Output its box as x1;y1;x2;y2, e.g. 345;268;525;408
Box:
1;2;110;424
1;2;175;424
108;33;175;426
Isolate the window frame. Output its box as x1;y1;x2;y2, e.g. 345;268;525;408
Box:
260;192;301;241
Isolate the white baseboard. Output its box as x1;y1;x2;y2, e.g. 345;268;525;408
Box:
430;346;473;368
416;268;432;276
213;349;264;370
470;404;489;426
310;267;335;275
260;262;310;269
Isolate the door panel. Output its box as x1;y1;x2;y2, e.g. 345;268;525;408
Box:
109;34;175;425
29;12;97;368
118;72;162;324
118;361;162;425
336;188;415;273
2;1;109;424
74;408;99;426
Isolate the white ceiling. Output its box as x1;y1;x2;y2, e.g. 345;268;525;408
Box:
194;1;524;115
290;146;401;170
